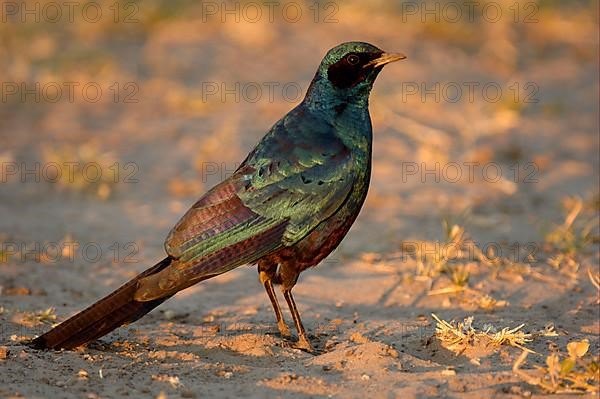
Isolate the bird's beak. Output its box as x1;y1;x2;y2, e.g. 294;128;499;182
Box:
364;52;407;68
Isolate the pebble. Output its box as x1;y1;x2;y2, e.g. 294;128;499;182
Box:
0;346;8;360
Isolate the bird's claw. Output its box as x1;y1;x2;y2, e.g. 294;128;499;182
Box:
278;322;292;339
295;337;314;353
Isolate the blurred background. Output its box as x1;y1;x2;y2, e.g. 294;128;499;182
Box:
0;1;598;397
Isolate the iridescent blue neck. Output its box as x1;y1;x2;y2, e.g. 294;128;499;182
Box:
302;73;373;119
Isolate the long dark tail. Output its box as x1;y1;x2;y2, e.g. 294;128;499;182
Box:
28;257;174;350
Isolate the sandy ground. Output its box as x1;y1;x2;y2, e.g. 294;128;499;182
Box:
0;1;599;398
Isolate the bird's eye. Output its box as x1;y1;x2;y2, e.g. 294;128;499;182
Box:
346;54;360;65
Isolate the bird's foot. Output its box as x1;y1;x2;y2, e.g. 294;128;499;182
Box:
278;321;292;340
295;336;314;353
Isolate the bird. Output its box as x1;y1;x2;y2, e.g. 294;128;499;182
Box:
28;41;406;352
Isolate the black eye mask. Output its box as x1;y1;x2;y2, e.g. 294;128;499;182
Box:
327;51;384;89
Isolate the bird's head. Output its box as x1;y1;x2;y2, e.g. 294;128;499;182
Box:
304;41;406;109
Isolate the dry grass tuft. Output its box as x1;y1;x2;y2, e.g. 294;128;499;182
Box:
545;197;597;257
403;221;511;310
23;307;57;326
432;313;533;354
588;268;600;304
514;340;599;394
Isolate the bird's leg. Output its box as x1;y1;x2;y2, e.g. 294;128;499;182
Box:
264;278;292;339
282;288;313;352
279;263;313;352
258;262;291;339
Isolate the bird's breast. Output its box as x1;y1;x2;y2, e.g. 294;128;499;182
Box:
272;157;371;272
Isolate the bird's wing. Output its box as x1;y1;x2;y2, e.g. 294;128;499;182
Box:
238;114;356;245
135;177;289;300
135;109;355;301
164;177;284;263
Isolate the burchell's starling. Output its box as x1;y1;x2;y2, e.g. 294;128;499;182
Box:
29;42;405;352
